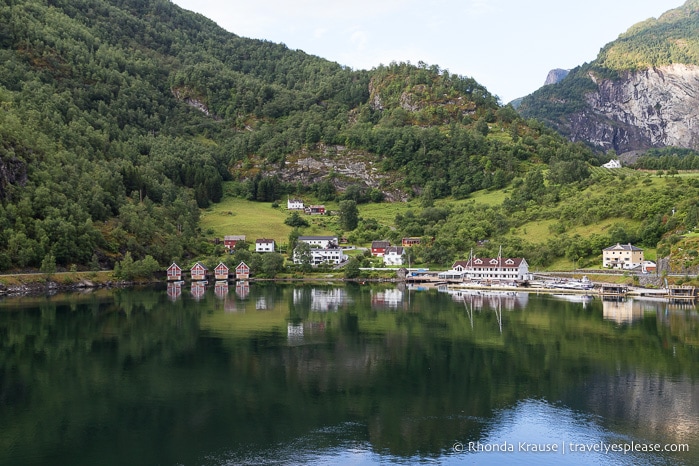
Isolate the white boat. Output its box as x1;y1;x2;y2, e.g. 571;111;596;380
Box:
553;276;593;290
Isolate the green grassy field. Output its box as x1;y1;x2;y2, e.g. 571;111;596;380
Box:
200;197;342;245
358;200;419;226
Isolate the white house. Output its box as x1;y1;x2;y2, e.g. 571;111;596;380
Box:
287;198;304;210
255;238;275;253
602;159;622;168
298;236;338;249
383;246;405;266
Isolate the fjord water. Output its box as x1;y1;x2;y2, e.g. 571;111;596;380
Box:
1;284;697;465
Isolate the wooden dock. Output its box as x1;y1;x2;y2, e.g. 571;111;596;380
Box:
599;284;628;297
667;285;696;302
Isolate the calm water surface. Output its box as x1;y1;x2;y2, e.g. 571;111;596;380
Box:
1;283;697;465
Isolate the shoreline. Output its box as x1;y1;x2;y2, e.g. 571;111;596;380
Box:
0;272;689;304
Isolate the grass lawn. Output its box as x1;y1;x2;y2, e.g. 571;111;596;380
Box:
507;219;556;242
200;198;342;245
466;189;509;206
200;199;292;244
359;200;420;226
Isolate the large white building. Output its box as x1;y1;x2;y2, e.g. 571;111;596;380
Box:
603;243;644;269
294;247;348;266
441;257;530;281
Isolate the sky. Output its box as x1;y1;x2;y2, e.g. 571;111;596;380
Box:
171;0;684;104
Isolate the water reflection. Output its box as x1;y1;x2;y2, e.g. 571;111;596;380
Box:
0;285;698;466
293;287;349;312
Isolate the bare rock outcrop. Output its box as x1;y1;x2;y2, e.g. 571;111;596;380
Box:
566;64;699;153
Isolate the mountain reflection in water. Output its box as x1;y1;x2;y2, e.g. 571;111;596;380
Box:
0;284;697;465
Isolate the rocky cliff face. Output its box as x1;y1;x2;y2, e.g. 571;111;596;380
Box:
0;156;27;200
233;144;410;202
543;68;569;86
565;64;699;153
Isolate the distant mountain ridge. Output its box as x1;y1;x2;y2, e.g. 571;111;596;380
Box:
0;0;598;271
518;0;699;154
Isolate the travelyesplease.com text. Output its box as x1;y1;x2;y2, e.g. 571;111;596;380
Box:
453;441;689;455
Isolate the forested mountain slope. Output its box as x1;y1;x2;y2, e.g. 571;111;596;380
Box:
518;0;699;154
0;0;601;272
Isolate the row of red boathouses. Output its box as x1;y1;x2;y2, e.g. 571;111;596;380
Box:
167;261;250;282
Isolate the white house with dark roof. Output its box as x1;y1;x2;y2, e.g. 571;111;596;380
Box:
298;235;338;249
255;238;275;253
383;246;405;266
602;159;622;168
603;243;644;269
287;198;304;210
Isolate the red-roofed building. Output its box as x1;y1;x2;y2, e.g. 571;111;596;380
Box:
371;240;390;257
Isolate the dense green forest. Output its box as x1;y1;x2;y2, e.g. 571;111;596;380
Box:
633;147;699;170
3;0;699;275
0;0;610;272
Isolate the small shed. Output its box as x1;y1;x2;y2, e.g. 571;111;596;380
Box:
235;261;250;280
167;262;182;281
190;262;208;281
214;262;229;281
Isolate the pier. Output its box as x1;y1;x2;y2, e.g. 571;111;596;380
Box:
599;284;628;297
667;285;696;302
